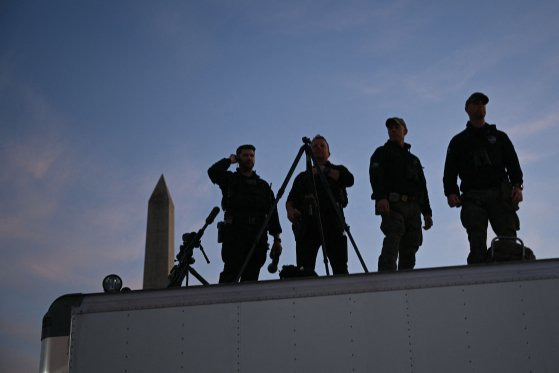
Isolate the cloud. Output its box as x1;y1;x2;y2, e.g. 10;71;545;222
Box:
4;136;63;180
0;216;39;241
351;37;518;104
0;82;146;291
0;126;212;295
1;134;214;294
516;148;559;166
0;315;38;373
0;347;37;373
0;94;78;247
0;52;17;97
503;109;559;165
152;8;184;37
507;112;559;138
16;236;144;287
0;319;39;346
242;0;411;35
341;3;559;106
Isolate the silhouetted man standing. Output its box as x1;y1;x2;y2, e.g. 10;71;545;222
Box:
209;144;282;282
370;117;433;271
286;135;354;275
443;92;523;264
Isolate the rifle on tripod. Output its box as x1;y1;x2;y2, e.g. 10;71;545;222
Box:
167;207;220;287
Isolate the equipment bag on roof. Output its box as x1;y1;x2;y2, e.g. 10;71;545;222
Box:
487;236;536;262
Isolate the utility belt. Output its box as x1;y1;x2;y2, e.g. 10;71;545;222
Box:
223;213;266;225
388;192;418;203
302;194;342;216
218;213;266;243
462;182;518;210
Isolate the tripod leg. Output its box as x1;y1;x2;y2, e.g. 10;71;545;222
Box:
234;145;307;283
188;266;210;286
307;146;369;273
305;148;331;276
345;226;368;272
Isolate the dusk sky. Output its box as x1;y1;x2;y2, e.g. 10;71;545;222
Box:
2;1;559;371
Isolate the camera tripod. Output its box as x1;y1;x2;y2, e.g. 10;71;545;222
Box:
235;137;368;282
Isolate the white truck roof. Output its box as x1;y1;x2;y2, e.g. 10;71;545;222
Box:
41;259;559;372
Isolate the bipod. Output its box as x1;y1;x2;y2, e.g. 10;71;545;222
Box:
167;207;220;287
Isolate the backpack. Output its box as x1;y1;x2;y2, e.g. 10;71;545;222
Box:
487;236;536;262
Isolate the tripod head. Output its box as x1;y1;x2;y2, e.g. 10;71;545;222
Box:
176;206;219;265
182;232;199;247
178;232;202;265
302;136;312;145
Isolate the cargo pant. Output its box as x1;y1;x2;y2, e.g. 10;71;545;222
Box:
378;201;422;271
293;212;349;275
219;224;268;283
460;187;519;264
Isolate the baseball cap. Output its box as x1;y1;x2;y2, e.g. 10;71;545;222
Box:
385;117;407;131
465;92;489;108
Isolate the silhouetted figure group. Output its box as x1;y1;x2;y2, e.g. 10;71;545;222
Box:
208;92;524;283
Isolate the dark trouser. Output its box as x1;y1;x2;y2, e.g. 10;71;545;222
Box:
378;201;422;271
293;213;348;275
219;226;268;283
460;188;519;264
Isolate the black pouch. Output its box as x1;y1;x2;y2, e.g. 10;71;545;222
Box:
279;265;318;279
500;179;512;199
388;192;400;203
500;180;520;213
217;221;231;243
292;220;308;241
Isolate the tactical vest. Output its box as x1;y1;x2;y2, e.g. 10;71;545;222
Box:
223;172;272;216
382;144;422;185
461;125;507;187
301;170;348;209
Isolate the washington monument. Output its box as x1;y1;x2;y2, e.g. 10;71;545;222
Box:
143;175;174;289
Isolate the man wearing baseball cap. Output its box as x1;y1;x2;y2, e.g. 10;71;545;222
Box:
443;92;524;264
369;117;433;271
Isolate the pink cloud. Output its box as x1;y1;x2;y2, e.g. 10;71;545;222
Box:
508;112;559;137
0;347;37;373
